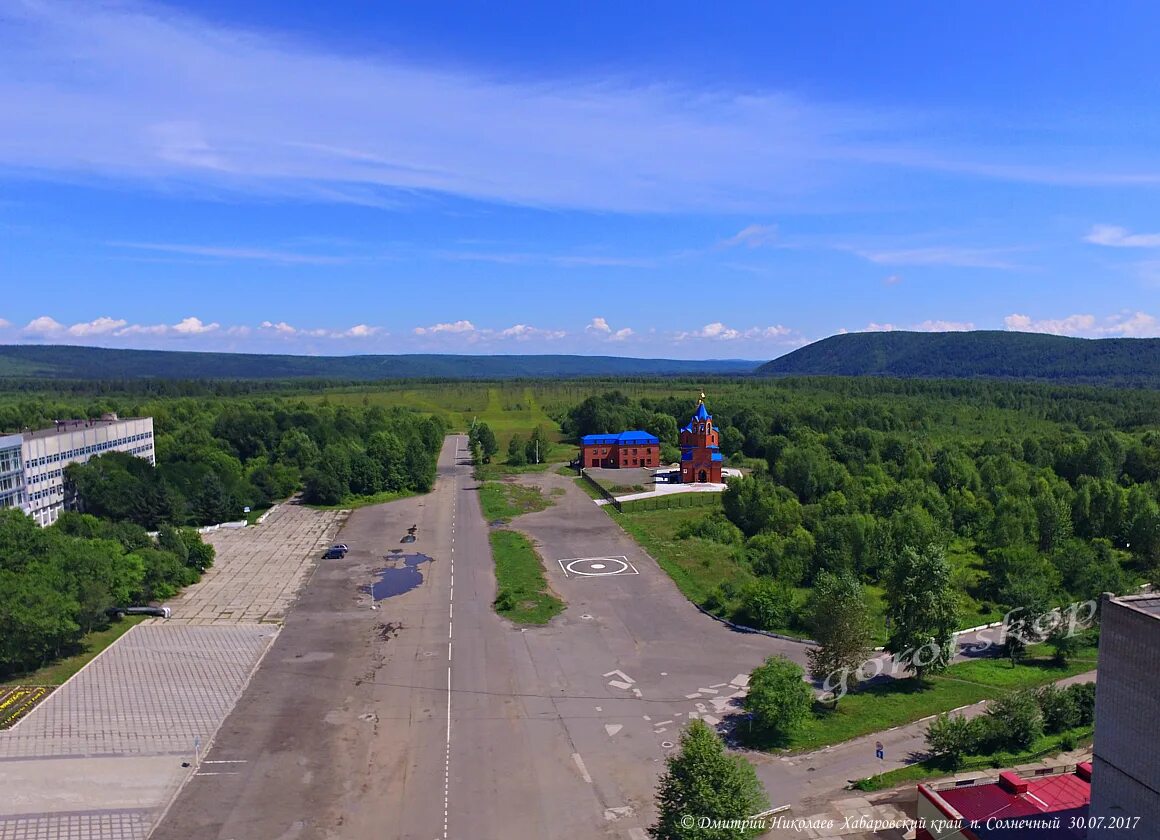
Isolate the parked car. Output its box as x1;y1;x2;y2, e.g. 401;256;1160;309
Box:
331;544;349;552
323;546;347;559
106;606;172;619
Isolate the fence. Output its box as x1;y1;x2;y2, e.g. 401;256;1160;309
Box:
617;491;723;514
579;469;621;510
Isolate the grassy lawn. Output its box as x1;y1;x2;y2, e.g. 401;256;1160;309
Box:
612;503;748;607
479;482;555;522
853;726;1095;791
765;647;1098;753
1;615;147;688
489;530;564;624
245;505;271;525
307;489;416;510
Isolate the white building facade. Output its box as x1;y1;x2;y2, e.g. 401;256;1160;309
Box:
0;433;26;513
11;415;155;526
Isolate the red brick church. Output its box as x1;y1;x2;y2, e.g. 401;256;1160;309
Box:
680;394;723;483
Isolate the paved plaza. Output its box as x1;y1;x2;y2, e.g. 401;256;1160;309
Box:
0;503;344;840
165;503;345;624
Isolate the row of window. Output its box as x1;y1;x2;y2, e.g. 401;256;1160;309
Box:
29;468;63;485
0;450;21;474
586;447;654;455
26;431;153;468
30;486;61;502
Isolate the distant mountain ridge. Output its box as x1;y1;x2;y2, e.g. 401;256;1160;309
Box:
758;330;1160;386
0;344;760;380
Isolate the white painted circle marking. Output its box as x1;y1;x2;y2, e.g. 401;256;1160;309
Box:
565;557;631;576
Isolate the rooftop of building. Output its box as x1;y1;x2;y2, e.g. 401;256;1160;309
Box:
580;430;660;445
12;414;149;441
921;764;1090;839
1109;591;1160;618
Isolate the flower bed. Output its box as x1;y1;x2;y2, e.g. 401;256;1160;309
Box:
0;686;51;729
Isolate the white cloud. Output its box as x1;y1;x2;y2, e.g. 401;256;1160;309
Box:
676;322;797;342
586;317;612;334
1083;225;1160;248
341;324;378;338
23;316;65;336
0;318;12;329
260;320;299;335
497;324;566;341
66;316;127;336
171;317;220;335
585;317;634;341
413;320;476;336
115;316;220;336
883;275;903;286
913;319;975;332
1005;311;1160;337
864;322;897;332
722;224;778;249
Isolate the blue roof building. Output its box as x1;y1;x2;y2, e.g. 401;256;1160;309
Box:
579;430;661;469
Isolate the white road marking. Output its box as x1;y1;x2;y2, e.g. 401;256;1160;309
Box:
203;760;247;764
602;669;635;684
604;724;623;736
571;752;593;784
195;772;240;776
608;680;633;690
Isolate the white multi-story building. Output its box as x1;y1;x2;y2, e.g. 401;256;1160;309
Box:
1;414;155;526
0;433;26;513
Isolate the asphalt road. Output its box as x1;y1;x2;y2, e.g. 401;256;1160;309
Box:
152;436;816;840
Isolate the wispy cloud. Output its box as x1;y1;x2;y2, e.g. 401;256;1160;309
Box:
721;223;778;249
437;250;659;268
109;241;350;265
5;2;1154;215
1084;224;1160;248
413;320;476;336
1005;310;1160;337
855;246;1024;269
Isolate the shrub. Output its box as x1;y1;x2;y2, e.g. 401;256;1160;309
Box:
675;512;744;545
924;713;977;769
1066;682;1097;726
986;690;1044;750
1036;684;1080;734
737;579;796;631
743;656;813;745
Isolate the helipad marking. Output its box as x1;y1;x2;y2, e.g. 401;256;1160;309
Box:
557;556;639;577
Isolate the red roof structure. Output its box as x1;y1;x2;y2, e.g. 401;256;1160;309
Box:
918;764;1091;840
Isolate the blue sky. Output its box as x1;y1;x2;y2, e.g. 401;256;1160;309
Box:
2;1;1160;359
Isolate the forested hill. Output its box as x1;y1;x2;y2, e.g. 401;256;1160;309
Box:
758;331;1160;387
0;345;759;380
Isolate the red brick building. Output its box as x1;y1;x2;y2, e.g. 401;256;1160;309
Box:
579;431;660;469
679;396;723;484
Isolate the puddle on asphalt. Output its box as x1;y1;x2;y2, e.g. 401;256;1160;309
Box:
361;553;434;600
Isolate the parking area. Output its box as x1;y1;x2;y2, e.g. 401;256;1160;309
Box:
165;503;346;624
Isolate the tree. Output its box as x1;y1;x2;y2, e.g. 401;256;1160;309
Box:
472;422;499;458
525;425;552;465
806;571;873;697
737;579;795;631
742;656;813;744
884;544;959;681
507;434;528;466
646;413;679;447
303;466;344;505
650;720;769;840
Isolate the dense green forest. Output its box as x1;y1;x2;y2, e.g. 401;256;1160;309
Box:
0;510;214;676
2;398;446;526
758;330;1160;387
0;345;757;380
563;380;1159;636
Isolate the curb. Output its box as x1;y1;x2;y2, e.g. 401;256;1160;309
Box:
692;603;816;646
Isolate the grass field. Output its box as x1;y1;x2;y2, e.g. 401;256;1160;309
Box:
306;488;416;510
853;726;1095;791
479;482;555;522
489;530;565;624
1;615;147;688
760;645;1099;753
